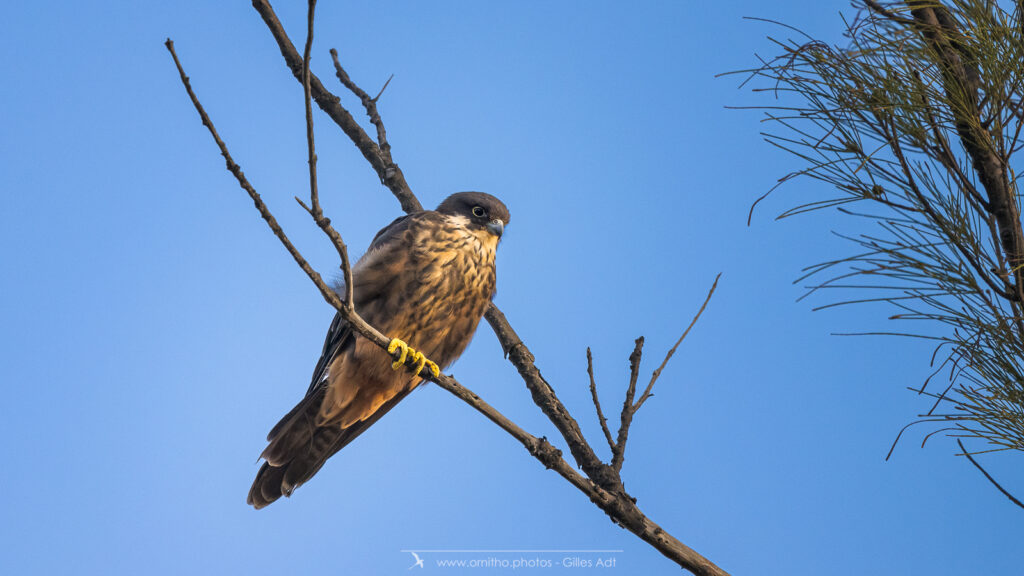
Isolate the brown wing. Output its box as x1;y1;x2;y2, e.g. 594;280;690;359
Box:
248;213;429;508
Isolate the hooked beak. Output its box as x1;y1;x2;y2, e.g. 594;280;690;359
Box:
486;219;504;237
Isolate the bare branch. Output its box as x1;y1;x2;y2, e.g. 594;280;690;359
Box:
587;347;617;457
165;38;341;314
957;439;1024;510
251;0;422;213
609;274;720;473
167;39;431;388
330;49;393;161
373;74;394;102
298;0;354;309
302;0;320;217
611;337;645;473
636;273;722;411
482;305;614;484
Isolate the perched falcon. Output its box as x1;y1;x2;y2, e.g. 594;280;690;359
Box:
248;191;510;508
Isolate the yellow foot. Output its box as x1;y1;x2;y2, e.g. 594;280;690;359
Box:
387;338;440;378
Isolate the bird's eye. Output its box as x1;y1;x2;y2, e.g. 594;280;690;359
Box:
472;206;486;218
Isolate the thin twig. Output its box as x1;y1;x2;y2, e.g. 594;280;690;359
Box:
165;39;341;314
636;273;722;411
587;347;617;457
167;39;429;387
330;49;393;159
302;0;320;217
957;439;1024;510
373;74;394;102
298;1;354;308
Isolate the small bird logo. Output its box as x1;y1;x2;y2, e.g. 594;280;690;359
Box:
408;551;425;569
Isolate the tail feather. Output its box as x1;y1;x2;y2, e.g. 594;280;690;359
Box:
253;463;286;506
248;388;413;509
260;388;324;466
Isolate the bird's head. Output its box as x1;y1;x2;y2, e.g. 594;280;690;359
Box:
437;191;510;239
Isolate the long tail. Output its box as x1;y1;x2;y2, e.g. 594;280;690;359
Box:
247;388;411;509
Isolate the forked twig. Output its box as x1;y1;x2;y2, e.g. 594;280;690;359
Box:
609;274;721;473
637;273;722;411
330;49;393;160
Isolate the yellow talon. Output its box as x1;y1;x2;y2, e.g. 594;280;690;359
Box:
411;351;427;375
387;338;441;378
388;338;409;370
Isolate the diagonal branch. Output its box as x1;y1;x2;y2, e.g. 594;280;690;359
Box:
483;305;616;485
165;38;341;315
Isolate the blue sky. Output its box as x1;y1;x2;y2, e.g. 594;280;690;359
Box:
1;1;1021;575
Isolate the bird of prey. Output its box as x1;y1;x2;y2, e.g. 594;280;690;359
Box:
248;191;510;508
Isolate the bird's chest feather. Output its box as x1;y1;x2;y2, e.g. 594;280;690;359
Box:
349;214;498;368
346;219;491;367
405;226;496;346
